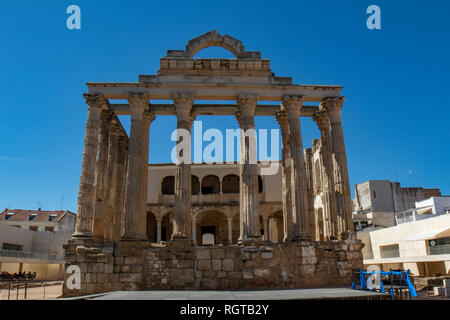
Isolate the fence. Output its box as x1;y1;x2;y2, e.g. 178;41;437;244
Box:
0;280;62;300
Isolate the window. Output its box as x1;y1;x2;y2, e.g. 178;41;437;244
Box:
45;226;54;232
373;191;377;199
201;175;220;194
49;215;57;222
428;237;450;255
2;243;23;251
5;213;14;220
29;226;38;231
222;174;239;193
380;244;400;258
29;214;38;221
161;176;175;195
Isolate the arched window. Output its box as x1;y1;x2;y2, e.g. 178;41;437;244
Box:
192;175;200;195
222;174;239;193
201;175;220;194
161;176;175;195
258;175;263;193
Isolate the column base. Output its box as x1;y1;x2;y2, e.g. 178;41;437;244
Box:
238;236;264;246
72;231;93;239
169;235;192;248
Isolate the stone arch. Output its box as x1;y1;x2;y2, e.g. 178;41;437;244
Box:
162;176;174;195
195;210;228;245
201;175;220;194
185;30;245;58
192;175;200;195
222;174;239;193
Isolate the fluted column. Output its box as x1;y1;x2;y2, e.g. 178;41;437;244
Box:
103;123;120;241
304;148;315;240
322;97;354;239
113;136;128;241
73;94;108;238
236;95;261;244
172;94;195;242
122;93;149;240
281;96;310;240
139;111;154;240
91;110;112;240
313;110;339;240
227;217;233;244
275;111;293;242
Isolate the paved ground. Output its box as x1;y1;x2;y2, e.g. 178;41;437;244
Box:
70;288;389;300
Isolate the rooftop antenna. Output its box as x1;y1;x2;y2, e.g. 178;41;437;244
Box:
60;193;66;210
36;201;42;210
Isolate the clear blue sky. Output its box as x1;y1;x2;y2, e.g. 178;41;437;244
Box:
1;0;449;212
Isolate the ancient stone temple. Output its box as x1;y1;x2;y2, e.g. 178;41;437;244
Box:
63;31;363;296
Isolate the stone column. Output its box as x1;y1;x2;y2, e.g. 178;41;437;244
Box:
236;95;261;245
103;123;120;241
304;148;315;240
139;111;155;240
281;96;310;240
313;110;339;240
73;94;108;238
113;135;128;241
122;93;149;240
322;97;354;239
275;111;293;242
156;217;162;244
227;217;233;244
172;94;195;243
92;110;112;240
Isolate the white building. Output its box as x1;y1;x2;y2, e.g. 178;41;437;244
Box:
357;213;450;276
395;197;450;225
0;209;75;279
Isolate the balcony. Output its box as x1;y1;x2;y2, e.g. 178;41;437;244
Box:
0;249;49;260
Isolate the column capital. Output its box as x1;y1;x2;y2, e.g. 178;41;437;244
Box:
173;93;194;121
100;110;113;122
143;110;156;124
127;93;149;109
236;94;258;122
275;110;288;126
312;110;331;131
320;97;345;123
281;95;303;119
83;94;108;109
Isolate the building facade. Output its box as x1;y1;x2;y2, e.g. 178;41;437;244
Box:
63;31;363;297
352;180;441;230
357;214;450;276
0;210;76;280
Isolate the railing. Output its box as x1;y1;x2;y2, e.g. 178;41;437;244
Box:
0;280;62;300
429;244;450;255
0;249;49;260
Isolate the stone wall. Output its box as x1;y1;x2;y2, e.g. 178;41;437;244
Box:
63;239;363;297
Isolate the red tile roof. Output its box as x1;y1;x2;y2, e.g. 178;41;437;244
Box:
0;209;75;223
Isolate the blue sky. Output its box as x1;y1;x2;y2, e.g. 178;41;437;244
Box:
1;0;449;212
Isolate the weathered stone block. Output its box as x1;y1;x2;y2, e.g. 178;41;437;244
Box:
211;248;225;259
170;269;195;283
196;249;211;260
212;259;222;271
242;271;253;279
254;269;270;277
119;273;143;283
222;258;234;272
87;263;104;273
261;251;272;259
228;272;242;279
197;259;211;270
216;271;227;278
